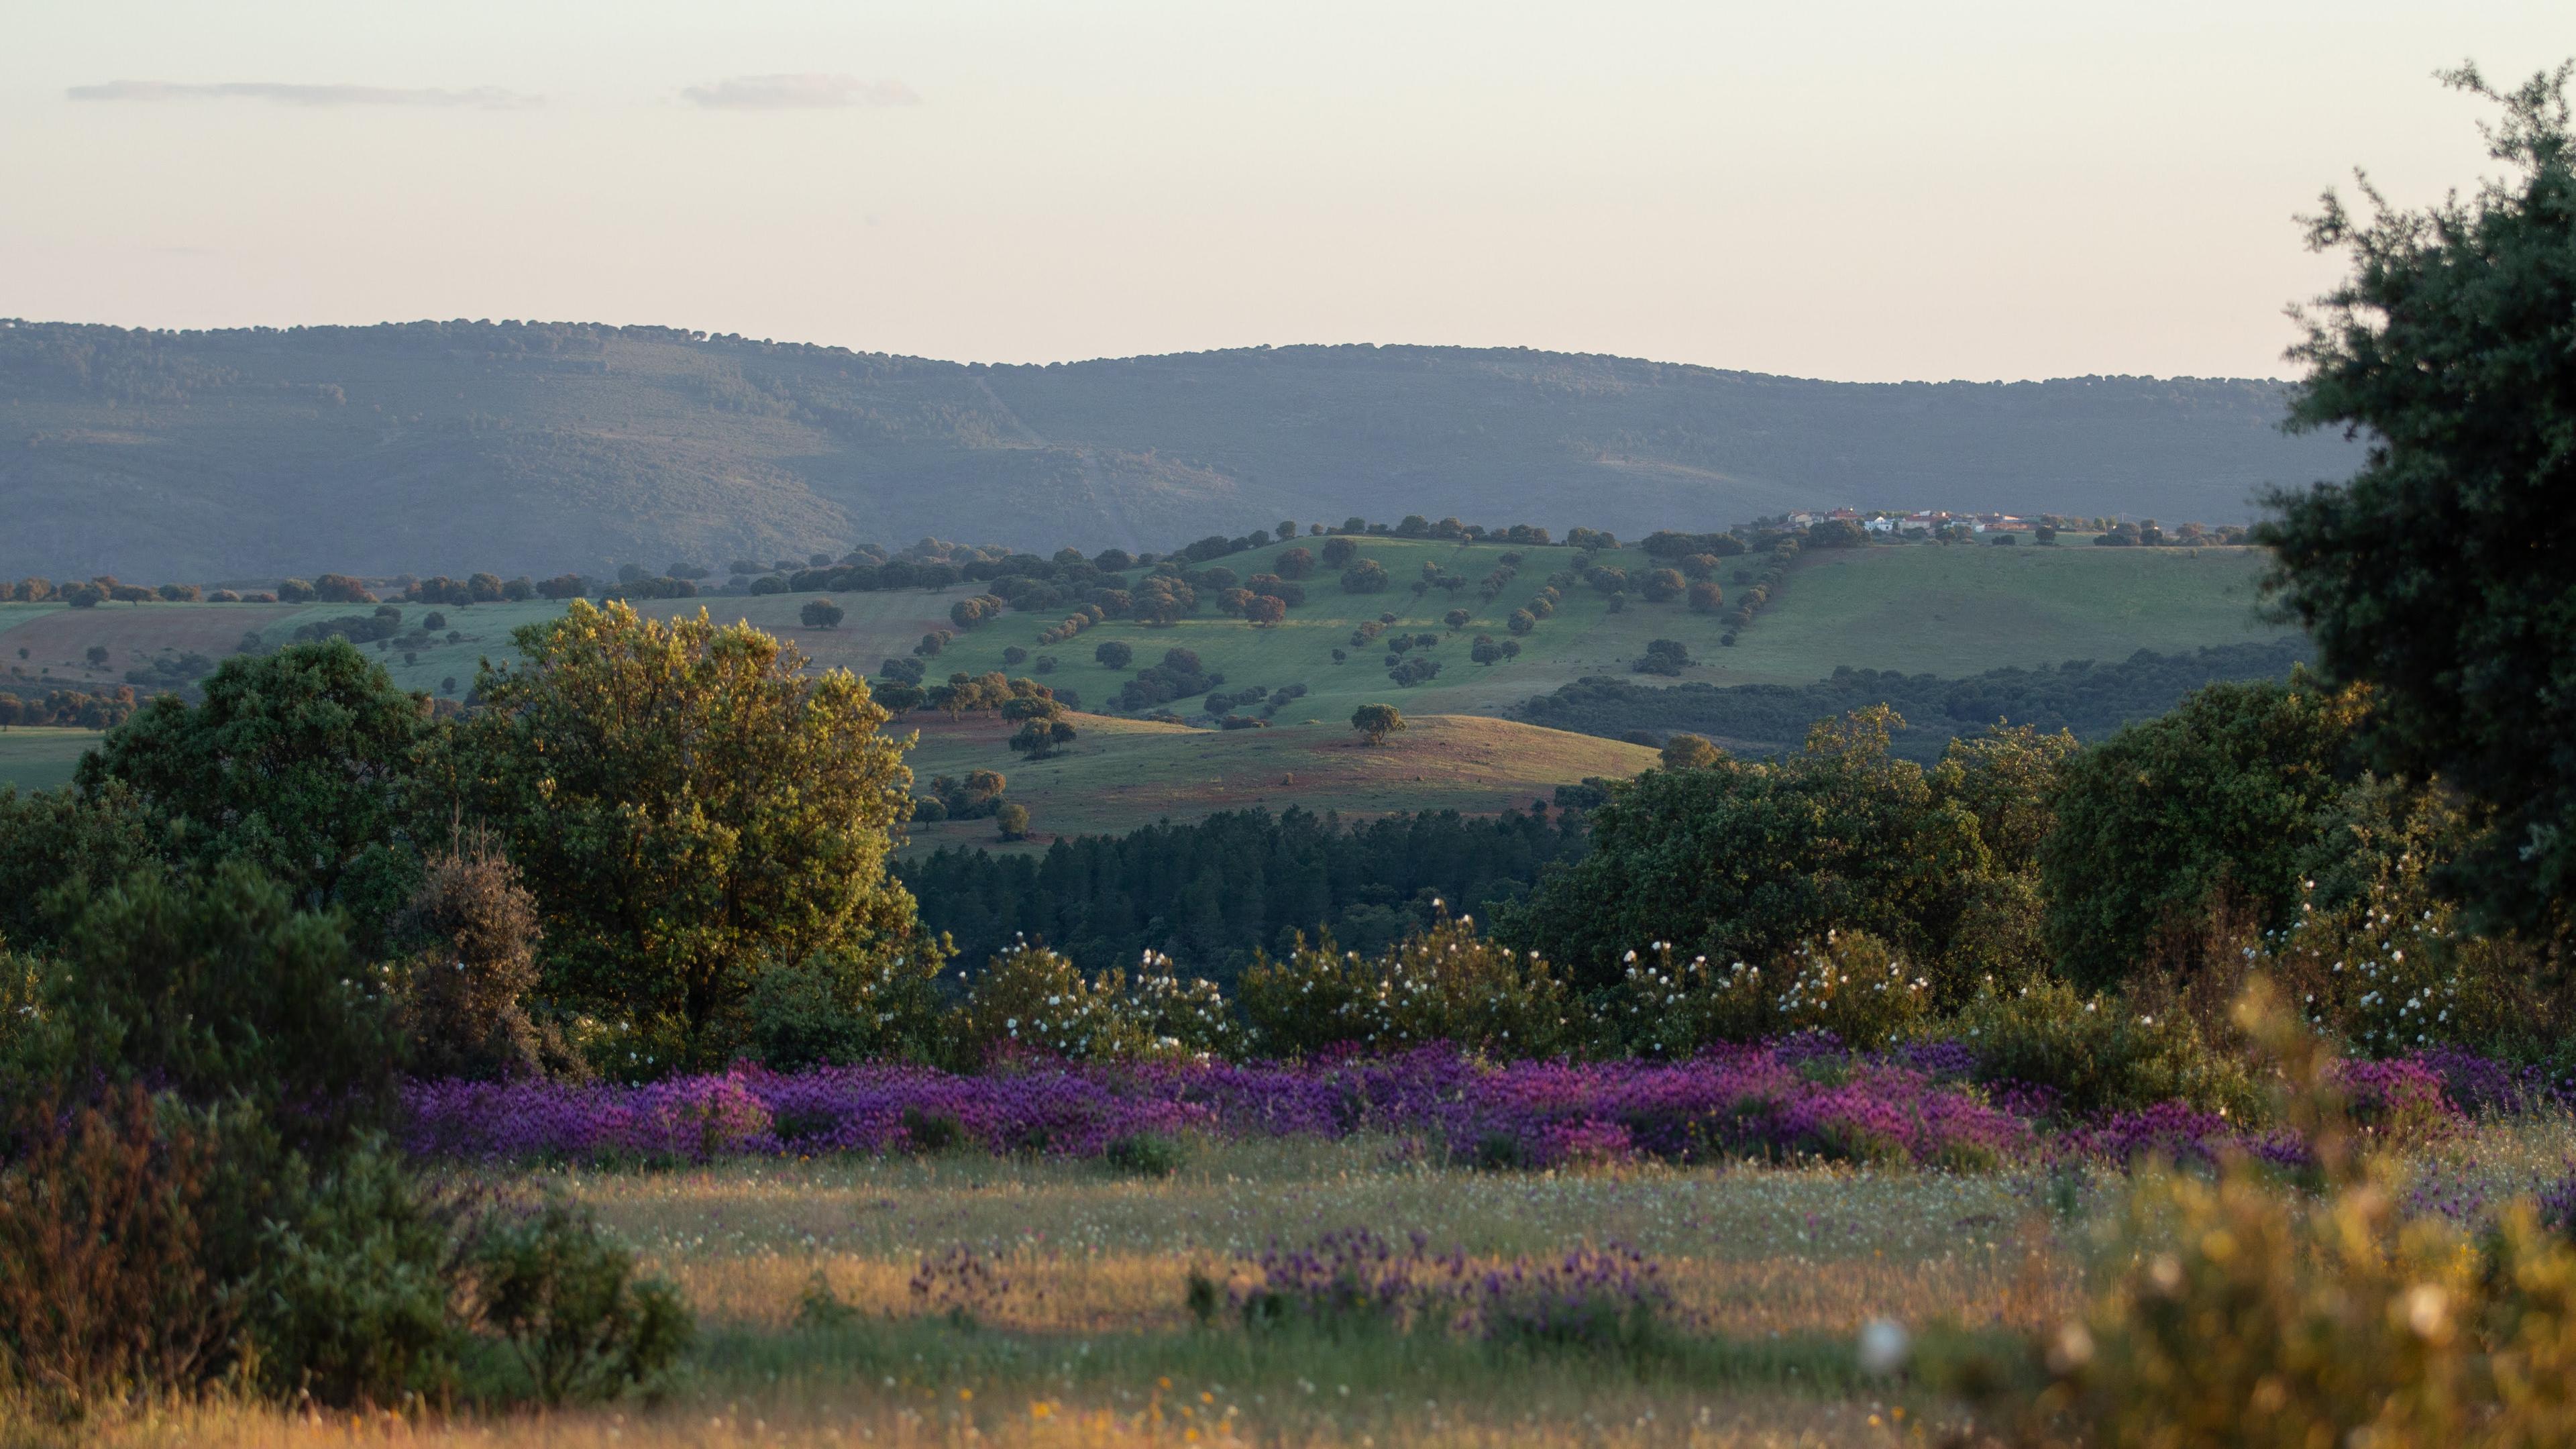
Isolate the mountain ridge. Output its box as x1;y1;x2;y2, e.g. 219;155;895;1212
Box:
0;319;2361;580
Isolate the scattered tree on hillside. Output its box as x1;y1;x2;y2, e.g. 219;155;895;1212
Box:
1352;703;1405;746
995;801;1030;841
800;598;846;629
1660;734;1721;771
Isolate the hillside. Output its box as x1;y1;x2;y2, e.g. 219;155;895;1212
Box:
2;533;2306;814
0;319;2360;581
898;712;1658;852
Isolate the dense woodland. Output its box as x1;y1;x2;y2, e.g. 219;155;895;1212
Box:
900;806;1585;981
1518;637;2314;760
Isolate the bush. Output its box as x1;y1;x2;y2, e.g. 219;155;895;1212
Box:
1241;916;1570;1059
1951;977;2261;1118
954;943;1224;1063
2042;680;2367;989
457;1201;691;1406
1103;1132;1185;1178
1619;929;1928;1055
247;1141;462;1406
21;863;401;1154
394;830;548;1081
743;947;949;1071
0;1087;226;1413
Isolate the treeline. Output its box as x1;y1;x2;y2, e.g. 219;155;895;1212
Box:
1518;639;2314;761
0;685;139;728
898;805;1585;981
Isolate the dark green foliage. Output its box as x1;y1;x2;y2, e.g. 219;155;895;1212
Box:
1505;709;2072;998
246;1141;462;1406
2255;64;2576;933
800;597;845;629
900;805;1583;983
0;781;165;951
1519;639;2315;764
76;639;435;926
1634;639;1688;676
743;948;948;1071
456;1201;691;1406
17;863;401;1153
2040;680;2365;989
1103;1132;1185;1178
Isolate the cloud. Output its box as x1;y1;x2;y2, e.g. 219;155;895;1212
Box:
67;80;541;109
680;74;920;109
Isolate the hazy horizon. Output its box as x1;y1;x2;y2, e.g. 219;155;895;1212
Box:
5;1;2568;384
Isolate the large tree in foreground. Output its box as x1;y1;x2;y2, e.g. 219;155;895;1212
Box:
455;602;926;1067
2257;63;2576;933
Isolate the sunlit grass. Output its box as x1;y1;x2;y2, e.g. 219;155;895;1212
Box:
38;1123;2569;1447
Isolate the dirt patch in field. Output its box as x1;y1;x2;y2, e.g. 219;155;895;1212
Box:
2;603;302;690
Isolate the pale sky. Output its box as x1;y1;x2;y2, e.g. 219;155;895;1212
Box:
2;1;2565;382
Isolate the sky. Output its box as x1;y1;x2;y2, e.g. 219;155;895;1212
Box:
1;0;2567;382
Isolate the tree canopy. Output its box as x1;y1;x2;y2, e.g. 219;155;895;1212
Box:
2257;63;2576;933
453;601;928;1068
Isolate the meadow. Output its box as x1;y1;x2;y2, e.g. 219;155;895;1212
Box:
43;1114;2576;1449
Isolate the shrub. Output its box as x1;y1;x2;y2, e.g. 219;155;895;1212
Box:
457;1201;691;1406
0;1087;226;1413
1103;1132;1185;1178
955;943;1175;1063
394;830;547;1081
247;1141;462;1407
23;863;402;1154
1951;977;2261;1118
1241;916;1570;1059
2042;680;2369;989
1619;930;1927;1054
743;947;949;1071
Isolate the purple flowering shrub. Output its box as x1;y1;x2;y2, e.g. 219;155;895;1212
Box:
1229;1229;1674;1352
401;1043;2032;1169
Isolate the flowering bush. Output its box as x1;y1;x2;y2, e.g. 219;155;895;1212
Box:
1240;915;1570;1059
1619;929;1929;1054
953;942;1230;1064
1953;977;2263;1119
1229;1228;1672;1354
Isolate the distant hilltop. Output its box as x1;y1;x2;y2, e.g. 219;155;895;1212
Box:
0;320;2361;580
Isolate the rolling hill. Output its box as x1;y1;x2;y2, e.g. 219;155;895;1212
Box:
2;533;2305;816
0;318;2360;582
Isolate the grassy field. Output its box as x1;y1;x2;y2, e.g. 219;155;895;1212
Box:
44;1120;2576;1449
0;540;2293;808
899;712;1659;849
0;727;97;792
